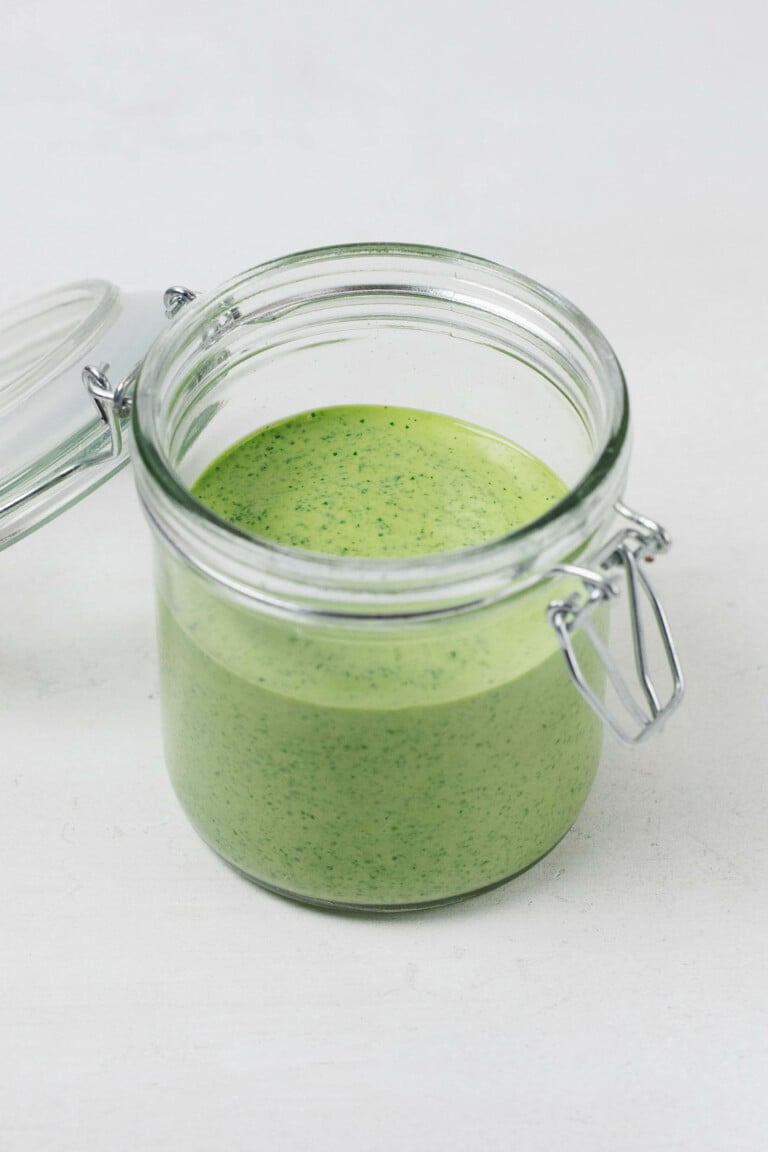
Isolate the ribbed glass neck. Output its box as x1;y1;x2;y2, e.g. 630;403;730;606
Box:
132;244;630;617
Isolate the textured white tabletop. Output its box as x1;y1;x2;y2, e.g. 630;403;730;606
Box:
1;2;767;1149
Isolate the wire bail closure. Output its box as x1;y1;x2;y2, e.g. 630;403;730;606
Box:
81;362;136;463
81;286;199;466
77;286;201;471
0;287;199;524
0;360;140;521
547;502;684;746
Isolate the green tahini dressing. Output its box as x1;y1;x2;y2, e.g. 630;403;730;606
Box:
192;405;565;556
158;405;603;907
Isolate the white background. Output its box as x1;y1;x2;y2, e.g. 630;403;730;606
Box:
1;1;767;1149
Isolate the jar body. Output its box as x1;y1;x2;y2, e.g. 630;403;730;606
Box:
133;244;631;909
154;541;605;908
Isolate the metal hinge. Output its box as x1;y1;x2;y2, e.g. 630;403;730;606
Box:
0;286;199;520
547;502;684;746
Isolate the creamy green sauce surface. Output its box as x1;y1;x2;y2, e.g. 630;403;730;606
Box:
192;405;563;556
159;405;602;908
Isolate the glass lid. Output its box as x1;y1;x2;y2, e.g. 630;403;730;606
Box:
0;280;166;551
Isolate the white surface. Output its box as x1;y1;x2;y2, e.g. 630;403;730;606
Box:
1;2;767;1149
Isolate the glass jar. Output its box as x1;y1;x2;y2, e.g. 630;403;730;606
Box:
0;244;683;911
127;244;682;910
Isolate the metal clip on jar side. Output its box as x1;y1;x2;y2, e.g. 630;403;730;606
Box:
0;362;137;527
547;503;684;746
73;289;200;471
75;289;201;479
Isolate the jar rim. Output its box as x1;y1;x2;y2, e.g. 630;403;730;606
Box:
133;243;630;614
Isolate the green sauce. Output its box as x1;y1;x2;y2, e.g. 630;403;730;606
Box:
158;405;603;908
192;405;565;557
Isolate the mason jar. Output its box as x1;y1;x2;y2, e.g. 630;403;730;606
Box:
0;244;683;911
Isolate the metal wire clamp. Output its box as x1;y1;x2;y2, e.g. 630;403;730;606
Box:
547;502;684;746
78;287;200;465
0;287;199;523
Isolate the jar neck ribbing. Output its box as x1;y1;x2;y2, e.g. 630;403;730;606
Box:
132;244;630;618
